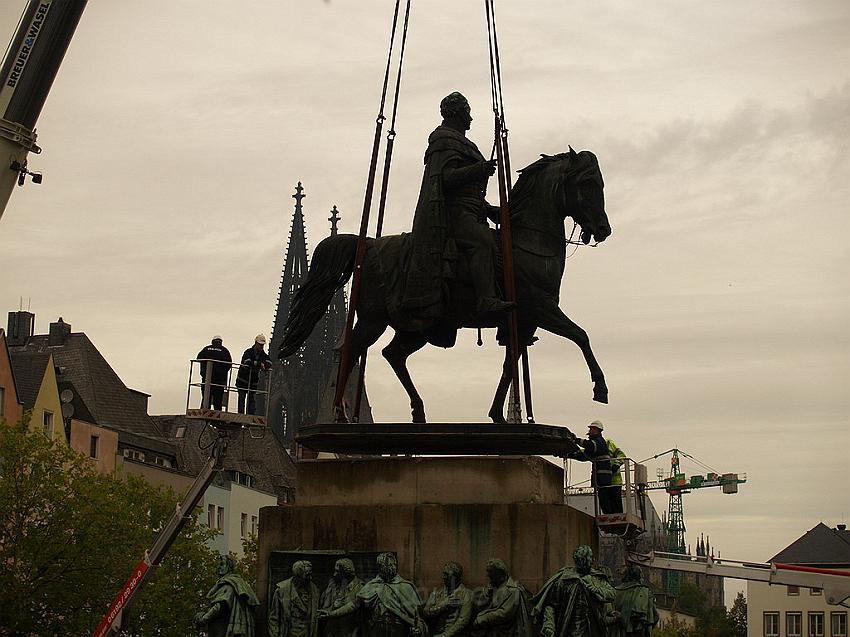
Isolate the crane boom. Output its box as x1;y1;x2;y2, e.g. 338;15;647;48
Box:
629;551;850;608
91;430;228;637
643;471;746;493
1;0;89;220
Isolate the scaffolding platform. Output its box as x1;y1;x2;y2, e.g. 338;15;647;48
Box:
185;409;267;427
295;422;581;457
185;358;271;429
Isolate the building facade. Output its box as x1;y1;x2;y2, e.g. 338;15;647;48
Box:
747;523;849;637
5;310;297;558
203;481;277;557
0;328;23;424
153;415;296;557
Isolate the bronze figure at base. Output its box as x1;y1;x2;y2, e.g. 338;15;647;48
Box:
423;561;474;637
269;560;320;637
531;546;615;637
195;555;260;637
320;553;425;637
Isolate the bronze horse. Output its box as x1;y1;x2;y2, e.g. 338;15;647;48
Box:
279;148;611;423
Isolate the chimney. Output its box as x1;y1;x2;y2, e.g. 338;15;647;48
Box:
838;524;847;532
48;317;71;346
6;311;35;346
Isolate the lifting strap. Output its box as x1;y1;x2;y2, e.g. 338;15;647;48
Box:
485;0;534;424
335;0;411;421
353;1;412;422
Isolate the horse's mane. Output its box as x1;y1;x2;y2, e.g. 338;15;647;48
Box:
509;154;564;213
509;150;600;216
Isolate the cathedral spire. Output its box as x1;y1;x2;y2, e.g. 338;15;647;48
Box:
270;183;309;357
266;191;368;443
329;205;340;236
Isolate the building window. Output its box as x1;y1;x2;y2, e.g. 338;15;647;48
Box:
788;612;803;637
764;612;780;637
241;513;247;538
788;585;801;595
123;448;145;462
207;504;216;529
43;410;54;438
810;613;825;637
251;515;257;536
811;588;823;596
832;612;848;637
233;471;254;488
216;506;224;531
175;426;186;438
153;456;173;468
90;435;100;459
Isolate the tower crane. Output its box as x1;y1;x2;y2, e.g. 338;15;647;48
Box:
641;448;746;591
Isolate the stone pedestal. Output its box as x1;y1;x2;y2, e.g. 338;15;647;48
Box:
258;456;596;618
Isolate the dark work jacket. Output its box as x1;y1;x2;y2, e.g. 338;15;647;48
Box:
197;344;232;384
236;346;272;388
578;433;612;487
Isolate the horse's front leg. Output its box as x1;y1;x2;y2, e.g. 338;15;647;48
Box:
382;330;428;423
488;324;535;423
537;301;608;404
335;318;389;422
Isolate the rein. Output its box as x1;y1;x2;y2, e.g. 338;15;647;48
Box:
565;222;600;248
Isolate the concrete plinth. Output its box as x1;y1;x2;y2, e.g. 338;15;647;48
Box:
257;456;596;632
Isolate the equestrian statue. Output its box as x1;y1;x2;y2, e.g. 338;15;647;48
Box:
279;92;611;423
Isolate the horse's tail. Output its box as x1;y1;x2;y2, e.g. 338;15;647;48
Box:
278;233;357;359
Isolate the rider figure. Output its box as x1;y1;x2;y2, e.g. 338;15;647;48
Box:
403;92;515;328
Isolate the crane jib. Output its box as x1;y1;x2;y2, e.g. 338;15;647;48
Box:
5;2;51;89
91;558;150;637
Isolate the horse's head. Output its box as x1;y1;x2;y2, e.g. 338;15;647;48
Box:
513;148;611;245
563;147;611;245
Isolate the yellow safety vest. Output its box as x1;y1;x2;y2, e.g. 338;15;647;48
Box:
608;438;626;486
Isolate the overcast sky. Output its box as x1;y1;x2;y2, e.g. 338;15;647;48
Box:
1;1;847;600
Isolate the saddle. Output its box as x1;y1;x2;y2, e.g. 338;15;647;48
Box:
366;232;497;347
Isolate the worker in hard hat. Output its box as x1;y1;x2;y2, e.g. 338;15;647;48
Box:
571;420;623;514
196;335;232;410
607;434;627;513
236;334;273;415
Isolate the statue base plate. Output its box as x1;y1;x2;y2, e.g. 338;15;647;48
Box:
295;421;580;458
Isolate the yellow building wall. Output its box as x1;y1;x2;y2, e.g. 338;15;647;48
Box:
0;330;23;425
27;354;64;443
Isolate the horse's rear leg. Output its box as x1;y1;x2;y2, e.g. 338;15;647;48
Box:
336;320;388;422
537;302;608;404
382;331;428;423
488;347;516;424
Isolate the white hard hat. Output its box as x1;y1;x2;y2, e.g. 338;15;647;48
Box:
255;334;267;345
211;335;223;342
589;420;604;431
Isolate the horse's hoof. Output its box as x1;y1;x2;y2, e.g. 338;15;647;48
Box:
593;390;609;404
411;411;426;424
489;410;507;424
333;405;351;423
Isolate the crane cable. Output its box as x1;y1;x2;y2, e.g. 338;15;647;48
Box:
353;0;412;421
485;0;533;423
638;448;723;477
333;0;410;420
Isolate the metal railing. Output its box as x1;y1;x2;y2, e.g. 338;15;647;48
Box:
185;359;272;426
565;457;648;535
